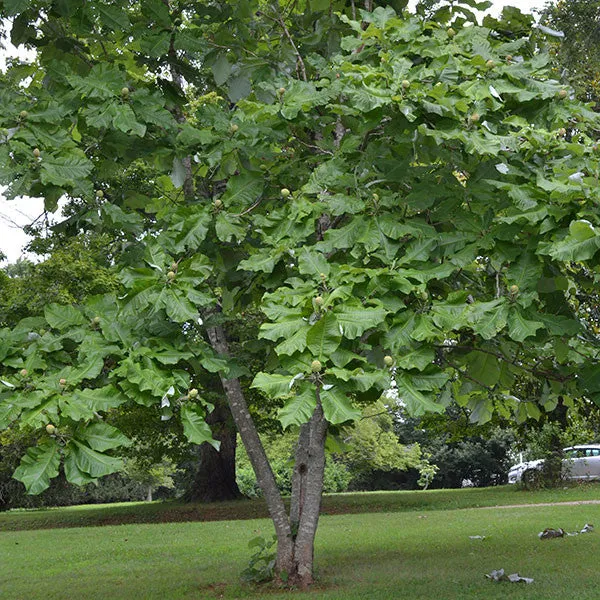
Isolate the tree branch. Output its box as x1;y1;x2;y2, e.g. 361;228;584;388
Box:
260;10;307;82
437;344;576;383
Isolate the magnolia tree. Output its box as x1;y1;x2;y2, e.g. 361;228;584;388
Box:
1;0;600;588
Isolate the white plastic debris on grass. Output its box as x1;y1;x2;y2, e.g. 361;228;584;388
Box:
486;569;534;584
539;524;594;539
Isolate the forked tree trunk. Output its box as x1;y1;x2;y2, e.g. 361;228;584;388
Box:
206;322;328;588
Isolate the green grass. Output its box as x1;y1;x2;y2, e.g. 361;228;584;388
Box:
2;500;599;599
2;485;600;599
2;483;600;531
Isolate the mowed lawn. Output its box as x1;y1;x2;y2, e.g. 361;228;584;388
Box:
2;488;600;599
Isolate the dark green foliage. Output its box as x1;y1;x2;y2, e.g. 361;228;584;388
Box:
236;434;351;497
424;433;514;488
397;407;516;488
0;234;119;327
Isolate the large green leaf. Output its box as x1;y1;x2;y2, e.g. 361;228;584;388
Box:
547;234;600;262
250;372;296;398
466;299;509;339
279;387;316;429
70;440;124;478
112;104;146;137
275;327;309;355
20;397;59;428
67;63;124;99
506;253;542;290
63;450;96;486
97;4;130;30
211;53;232;86
0;397;21;428
221;173;263;207
238;252;277;273
396;347;435;371
395;375;444;416
306;313;342;359
40;153;93;187
177;124;215;147
80;423;132;452
334;305;387;339
320;387;360;424
44;304;86;330
163;289;198;322
259;318;305;342
70;386;128;414
215;214;246;242
181;404;220;449
465;351;501;387
507;309;544;342
13;440;60;495
298;248;330;277
348;369;390;392
175;213;211;252
468;398;494;425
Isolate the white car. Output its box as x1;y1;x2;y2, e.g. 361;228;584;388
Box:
508;445;600;484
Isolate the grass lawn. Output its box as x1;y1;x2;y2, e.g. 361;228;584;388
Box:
1;483;600;531
2;486;600;599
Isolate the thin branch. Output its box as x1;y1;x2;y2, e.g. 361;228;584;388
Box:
295;138;334;156
206;41;261;60
233;198;262;217
436;343;576;383
442;356;493;391
260;10;307;82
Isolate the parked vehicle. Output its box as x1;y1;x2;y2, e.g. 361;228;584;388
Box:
508;445;600;484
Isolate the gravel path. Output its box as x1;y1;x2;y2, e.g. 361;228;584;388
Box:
478;499;600;510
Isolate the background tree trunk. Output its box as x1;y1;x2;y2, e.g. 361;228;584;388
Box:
183;399;241;502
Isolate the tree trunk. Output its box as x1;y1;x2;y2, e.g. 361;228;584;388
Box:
183;398;242;503
146;485;153;502
287;392;328;588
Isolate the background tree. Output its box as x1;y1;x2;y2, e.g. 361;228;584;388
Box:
1;0;600;588
0;234;119;327
541;0;600;109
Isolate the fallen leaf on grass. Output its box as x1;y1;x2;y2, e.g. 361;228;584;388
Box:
486;569;534;584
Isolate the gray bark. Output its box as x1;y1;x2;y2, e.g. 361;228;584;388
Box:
205;323;294;572
289;392;328;588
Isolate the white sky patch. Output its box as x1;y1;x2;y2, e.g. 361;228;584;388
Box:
407;0;546;18
0;25;51;265
0;0;548;264
0;194;47;263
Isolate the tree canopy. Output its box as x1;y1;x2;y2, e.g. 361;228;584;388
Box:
1;0;600;587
